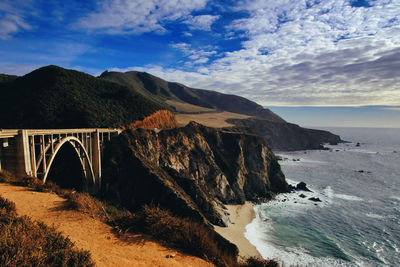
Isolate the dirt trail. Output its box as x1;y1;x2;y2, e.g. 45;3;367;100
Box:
0;183;213;267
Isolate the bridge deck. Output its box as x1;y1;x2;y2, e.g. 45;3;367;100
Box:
0;128;121;139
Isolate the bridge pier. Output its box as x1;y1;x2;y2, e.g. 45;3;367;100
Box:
15;130;33;178
0;128;120;192
92;130;101;189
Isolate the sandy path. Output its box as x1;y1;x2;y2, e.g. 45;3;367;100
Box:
0;183;213;267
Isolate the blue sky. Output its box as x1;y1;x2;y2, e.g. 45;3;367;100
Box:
1;0;400;126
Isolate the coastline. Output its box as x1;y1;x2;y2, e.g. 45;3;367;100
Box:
214;201;261;259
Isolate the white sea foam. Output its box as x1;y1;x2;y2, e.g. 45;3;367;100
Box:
245;209;356;266
322;186;363;202
348;148;377;154
390;196;400;201
277;154;327;165
365;213;385;219
335;194;364;201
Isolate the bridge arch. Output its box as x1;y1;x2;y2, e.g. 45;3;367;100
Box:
1;128;121;193
40;136;95;191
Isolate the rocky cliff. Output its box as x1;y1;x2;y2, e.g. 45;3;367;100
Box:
101;122;289;226
226;118;342;151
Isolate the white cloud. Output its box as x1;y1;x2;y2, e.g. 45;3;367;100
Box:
0;1;33;39
183;14;219;31
0;14;31;39
136;0;400;106
171;42;217;65
75;0;208;34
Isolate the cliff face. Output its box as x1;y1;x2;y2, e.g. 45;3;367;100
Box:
226;118;342;151
101;122;289;226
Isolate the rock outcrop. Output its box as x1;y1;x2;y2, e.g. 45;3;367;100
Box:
226;118;342;151
101;122;289;226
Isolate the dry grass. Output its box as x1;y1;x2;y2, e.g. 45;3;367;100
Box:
240;256;280;267
122;205;238;267
8;176;280;267
0;170;14;183
126;109;179;130
166;100;216;113
175;111;251;128
0;195;94;267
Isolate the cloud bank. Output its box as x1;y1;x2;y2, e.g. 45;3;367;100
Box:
130;0;400;106
75;0;208;34
1;0;399;106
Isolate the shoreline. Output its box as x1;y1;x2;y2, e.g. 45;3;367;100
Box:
214;201;261;259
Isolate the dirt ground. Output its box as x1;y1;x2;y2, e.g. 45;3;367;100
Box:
0;183;213;267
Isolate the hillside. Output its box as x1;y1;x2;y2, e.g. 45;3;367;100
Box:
226;118;341;151
0;66;164;129
0;65;342;150
99;71;285;122
0;183;212;267
100;70;342;150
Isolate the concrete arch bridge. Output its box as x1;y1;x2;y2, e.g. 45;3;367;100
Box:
0;129;121;192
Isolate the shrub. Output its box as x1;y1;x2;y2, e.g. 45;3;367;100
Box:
115;204;238;267
0;195;94;267
0;170;14;183
6;176;280;266
127;110;178;130
240;256;280;267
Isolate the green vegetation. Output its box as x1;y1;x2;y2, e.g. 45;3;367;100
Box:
0;195;94;267
0;65;164;128
0;74;18;83
100;70;285;122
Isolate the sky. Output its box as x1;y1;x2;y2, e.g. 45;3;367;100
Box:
1;0;399;127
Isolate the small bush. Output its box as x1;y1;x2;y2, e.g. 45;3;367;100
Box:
240;256;279;267
116;204;237;267
6;176;280;266
0;195;16;215
0;195;94;267
127;110;178;130
63;191;110;220
0;170;14;183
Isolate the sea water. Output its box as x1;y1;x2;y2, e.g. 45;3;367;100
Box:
245;127;400;266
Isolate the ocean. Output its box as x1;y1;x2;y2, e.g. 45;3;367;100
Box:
245;127;400;266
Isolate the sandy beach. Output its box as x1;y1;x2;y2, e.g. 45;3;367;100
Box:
214;201;261;259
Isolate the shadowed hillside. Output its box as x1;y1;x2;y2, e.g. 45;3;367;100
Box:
0;66;164;129
100;71;285;122
100;70;342;150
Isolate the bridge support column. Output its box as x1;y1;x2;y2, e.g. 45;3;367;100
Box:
92;130;101;191
15;130;33;177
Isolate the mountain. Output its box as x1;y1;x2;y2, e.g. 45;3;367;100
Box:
0;66;164;129
100;70;342;150
226;118;341;151
99;71;285;122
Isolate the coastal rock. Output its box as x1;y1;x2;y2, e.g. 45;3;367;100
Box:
225;118;342;151
308;197;322;202
296;182;312;192
101;121;289;226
